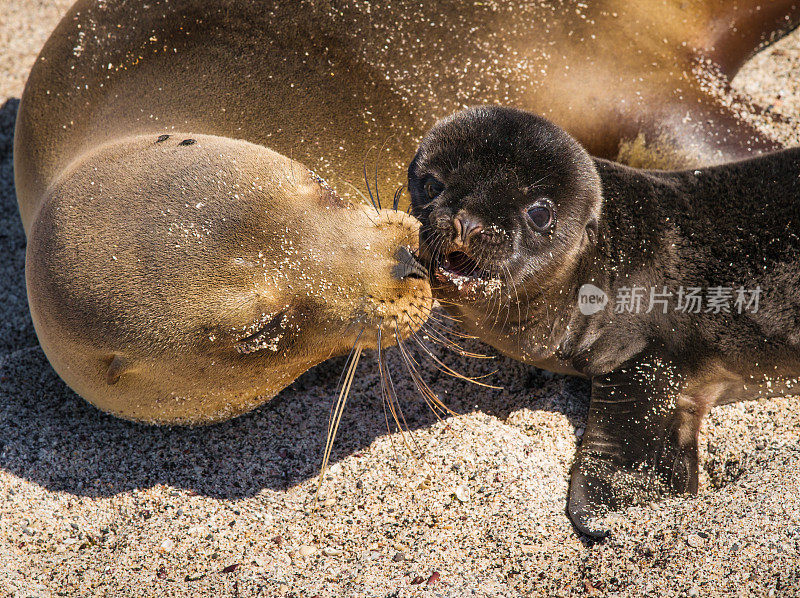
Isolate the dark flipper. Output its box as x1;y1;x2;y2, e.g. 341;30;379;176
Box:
626;1;800;168
700;0;800;77
568;350;700;539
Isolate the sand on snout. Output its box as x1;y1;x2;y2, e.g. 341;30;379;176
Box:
0;3;798;595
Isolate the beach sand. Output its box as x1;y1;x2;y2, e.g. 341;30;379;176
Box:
1;3;798;596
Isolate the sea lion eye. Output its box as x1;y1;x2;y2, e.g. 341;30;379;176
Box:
526;200;554;232
423;177;444;200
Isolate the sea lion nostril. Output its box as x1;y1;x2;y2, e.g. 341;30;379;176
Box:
454;215;484;244
393;246;429;281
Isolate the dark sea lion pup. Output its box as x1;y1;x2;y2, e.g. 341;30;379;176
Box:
408;106;800;538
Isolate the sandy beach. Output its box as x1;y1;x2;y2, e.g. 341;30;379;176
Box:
1;2;799;596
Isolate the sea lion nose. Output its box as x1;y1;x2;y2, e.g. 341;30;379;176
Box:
453;213;484;246
392;246;428;281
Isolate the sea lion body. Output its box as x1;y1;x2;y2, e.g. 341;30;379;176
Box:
15;1;800;228
409;106;800;537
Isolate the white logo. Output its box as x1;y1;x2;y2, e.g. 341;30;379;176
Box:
578;284;608;315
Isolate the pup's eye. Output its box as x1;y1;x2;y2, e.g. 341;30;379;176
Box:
423;177;444;200
526;201;554;232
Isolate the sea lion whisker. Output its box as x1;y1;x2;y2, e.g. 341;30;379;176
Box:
425;227;450;264
362;145;380;212
316;332;365;504
392;184;405;212
517;268;554;335
499;264;518;336
421;323;480;352
423;234;446;273
406;313;468;350
379;334;434;473
417;303;467;325
502;263;534;357
384;332;447;432
376;325;402;462
487;262;508;329
396;350;452;428
421;316;475;339
409;314;491;359
326;326;367;418
394;325;463;420
406;321;449;351
413;324;469;356
398;348;453;422
416;314;479;345
501;262;529;334
373;134;399;211
409;330;500;388
478;259;505;335
414;304;471;333
342;180;382;216
523;171;554;193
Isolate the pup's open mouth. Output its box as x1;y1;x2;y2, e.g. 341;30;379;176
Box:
434;250;502;296
441;251;483;277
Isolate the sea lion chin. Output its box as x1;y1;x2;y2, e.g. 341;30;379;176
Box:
410;105;800;538
25;133;432;424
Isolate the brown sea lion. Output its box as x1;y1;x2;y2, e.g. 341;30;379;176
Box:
409;105;800;538
23;132;432;424
14;0;800;423
15;1;800;225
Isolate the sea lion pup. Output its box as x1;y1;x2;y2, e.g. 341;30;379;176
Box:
408;106;800;538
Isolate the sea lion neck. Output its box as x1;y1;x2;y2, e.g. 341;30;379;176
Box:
590;158;687;283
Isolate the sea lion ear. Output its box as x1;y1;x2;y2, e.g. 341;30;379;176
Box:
105;354;132;385
585;217;598;245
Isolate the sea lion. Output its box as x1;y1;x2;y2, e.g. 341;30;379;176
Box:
15;1;800;227
408;105;800;538
13;2;800;413
23;132;432;424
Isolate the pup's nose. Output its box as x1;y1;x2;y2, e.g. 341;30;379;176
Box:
453;214;484;246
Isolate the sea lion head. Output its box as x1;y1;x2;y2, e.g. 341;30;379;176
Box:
408;106;601;306
26;134;432;424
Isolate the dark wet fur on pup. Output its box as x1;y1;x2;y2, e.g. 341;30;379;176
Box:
409;106;800;538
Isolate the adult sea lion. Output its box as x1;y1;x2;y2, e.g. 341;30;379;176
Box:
13;2;800;418
409;105;800;538
23;132;433;424
16;1;800;224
